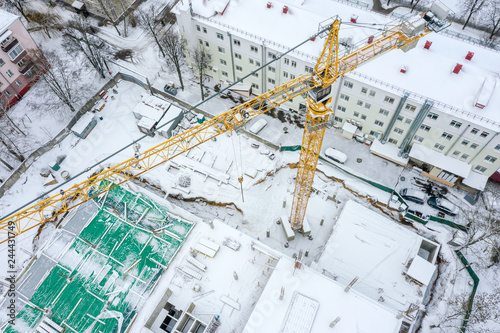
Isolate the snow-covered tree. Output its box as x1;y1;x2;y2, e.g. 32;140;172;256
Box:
63;18;110;78
160;30;186;90
485;0;500;39
137;5;167;57
95;0;121;36
25;8;63;39
4;0;30;21
459;0;487;29
191;46;212;101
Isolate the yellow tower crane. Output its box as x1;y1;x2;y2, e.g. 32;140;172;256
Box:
0;4;452;243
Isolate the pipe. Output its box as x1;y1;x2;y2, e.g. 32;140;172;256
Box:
381;92;408;143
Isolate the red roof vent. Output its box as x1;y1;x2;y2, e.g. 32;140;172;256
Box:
351;14;358;23
400;66;408;74
267;2;272;9
465;51;474;61
310;37;316;42
367;35;374;44
453;64;463;74
424;41;432;50
283;5;288;14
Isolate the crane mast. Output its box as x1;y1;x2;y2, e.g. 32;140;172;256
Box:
0;6;451;243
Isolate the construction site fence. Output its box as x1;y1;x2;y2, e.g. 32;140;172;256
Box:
281;145;478;333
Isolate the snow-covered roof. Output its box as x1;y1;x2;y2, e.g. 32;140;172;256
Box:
316;200;436;313
370;140;409;166
0;9;18;35
132;95;171;121
462;170;488;191
157;104;183;129
244;255;401;333
342;121;357;133
71;112;95;134
191;0;230;17
409;143;471;178
406;255;436;286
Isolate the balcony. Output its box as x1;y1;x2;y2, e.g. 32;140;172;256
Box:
19;61;34;76
1;37;18;52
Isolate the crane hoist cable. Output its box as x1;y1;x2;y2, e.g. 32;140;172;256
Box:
231;131;245;202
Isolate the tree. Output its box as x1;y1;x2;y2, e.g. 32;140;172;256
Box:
29;50;77;112
460;0;487;29
63;18;110;78
486;0;500;39
191;46;212;101
95;0;121;36
160;30;186;90
137;5;167;57
25;8;63;39
4;0;29;21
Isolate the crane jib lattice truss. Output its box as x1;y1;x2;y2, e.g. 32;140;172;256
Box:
0;8;451;243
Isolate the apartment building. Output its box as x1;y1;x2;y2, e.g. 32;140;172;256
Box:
175;0;500;192
0;9;40;108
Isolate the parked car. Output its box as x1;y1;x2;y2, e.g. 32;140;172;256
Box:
400;188;426;205
427;197;459;216
324;148;347;164
163;85;178;96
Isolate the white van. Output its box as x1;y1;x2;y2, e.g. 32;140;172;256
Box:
249;119;267;134
324;148;347;164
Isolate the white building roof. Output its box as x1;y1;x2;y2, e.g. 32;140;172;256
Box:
0;9;18;35
462;170;488;191
133;95;171;121
316;200;436;312
244;255;401;333
370;140;409;166
409;143;471;178
71;112;95;134
157;105;183;129
406;255;436;286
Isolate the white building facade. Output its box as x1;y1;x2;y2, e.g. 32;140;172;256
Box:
175;0;500;192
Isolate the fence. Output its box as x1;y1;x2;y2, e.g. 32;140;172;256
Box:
455;250;480;333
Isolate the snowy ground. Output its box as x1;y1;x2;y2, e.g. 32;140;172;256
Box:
1;0;499;332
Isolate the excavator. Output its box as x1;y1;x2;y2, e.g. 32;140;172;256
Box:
0;1;452;243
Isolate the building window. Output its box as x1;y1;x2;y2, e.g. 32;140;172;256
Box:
251;83;259;89
434;143;445;151
305;65;313;73
450;120;462;128
216;32;224;40
471;128;479;135
379;109;389;116
441;132;453;140
344;81;353;88
334;116;343;122
268;78;275;84
299;103;307;112
337;105;346;112
283;71;289;78
249;59;254;65
205;41;209;47
354;112;360;117
364;103;371;109
357;100;363;106
420;124;431;132
218;47;225;54
268;66;275;73
485;155;497;163
235;65;242;71
15;80;21;87
461;140;469;146
361;87;367;94
427;112;439;120
414;135;424;143
384;96;395;104
268;52;276;59
252;72;258;78
233;39;241;46
470;143;478;150
234;53;242;60
452;150;460;156
284;58;289;65
461;154;469;160
388;138;398;144
5;89;12;97
361;114;367;120
203;27;207;33
340;94;349;101
495;144;500;151
480;131;489;138
397;116;403;121
291;60;296;68
374;120;384;127
220;59;227;65
394;127;403;135
369;90;376;97
405;104;416;112
6;69;14;77
221;71;228;77
405;118;412;124
256;61;261;66
0;58;4;67
250;46;258;53
196;25;201;31
475;165;487;173
290;74;295;79
198;39;203;45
